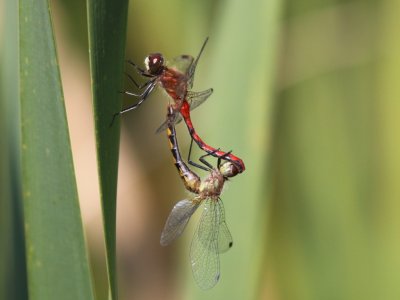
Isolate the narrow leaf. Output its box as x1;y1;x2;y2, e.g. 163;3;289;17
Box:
86;1;129;299
19;0;94;299
1;0;27;299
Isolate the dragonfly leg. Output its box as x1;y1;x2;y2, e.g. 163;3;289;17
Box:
119;77;156;97
188;138;223;171
217;150;232;168
199;151;216;170
124;71;152;90
110;81;157;127
126;60;155;78
187;139;210;172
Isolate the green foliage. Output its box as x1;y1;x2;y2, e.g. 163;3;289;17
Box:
86;1;129;299
2;0;400;299
0;0;27;298
17;0;94;299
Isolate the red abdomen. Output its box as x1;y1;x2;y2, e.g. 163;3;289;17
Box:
180;101;246;173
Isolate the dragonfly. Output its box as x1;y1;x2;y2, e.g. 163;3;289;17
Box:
160;106;239;290
114;38;245;173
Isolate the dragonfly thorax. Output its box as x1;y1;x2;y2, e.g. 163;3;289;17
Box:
144;53;164;75
199;169;225;199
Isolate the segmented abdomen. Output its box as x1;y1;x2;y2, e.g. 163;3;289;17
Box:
166;124;200;194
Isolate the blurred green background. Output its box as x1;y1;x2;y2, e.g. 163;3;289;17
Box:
2;0;400;299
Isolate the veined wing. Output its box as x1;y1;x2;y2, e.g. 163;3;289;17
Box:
167;55;194;75
160;199;200;246
187;88;213;111
187;37;209;89
155;88;213;134
216;200;233;254
155;107;181;134
190;199;222;290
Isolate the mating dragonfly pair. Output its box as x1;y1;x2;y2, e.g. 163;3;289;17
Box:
115;38;245;289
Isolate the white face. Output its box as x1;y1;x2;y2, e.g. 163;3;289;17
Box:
144;56;151;71
219;161;239;178
143;53;164;75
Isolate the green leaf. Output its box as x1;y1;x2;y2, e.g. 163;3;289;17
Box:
1;0;28;299
19;0;94;299
86;1;129;299
1;0;27;299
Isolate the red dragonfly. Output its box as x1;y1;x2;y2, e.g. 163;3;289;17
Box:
161;106;239;289
114;38;245;173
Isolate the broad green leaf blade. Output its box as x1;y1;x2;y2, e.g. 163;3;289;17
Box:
1;0;27;299
19;0;94;299
87;1;129;299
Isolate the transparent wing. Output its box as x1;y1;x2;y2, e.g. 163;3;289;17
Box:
186;88;213;111
190;199;222;290
155;109;181;134
187;37;209;89
160;199;200;246
167;55;194;74
216;200;233;254
155;89;213;134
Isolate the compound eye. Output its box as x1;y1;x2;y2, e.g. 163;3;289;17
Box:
219;161;239;178
144;53;164;75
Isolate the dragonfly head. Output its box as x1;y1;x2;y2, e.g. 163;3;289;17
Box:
219;161;239;179
144;53;164;75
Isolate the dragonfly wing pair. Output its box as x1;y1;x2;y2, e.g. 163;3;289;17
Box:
190;199;233;290
161;197;233;290
167;55;194;76
168;37;209;89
